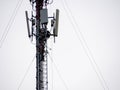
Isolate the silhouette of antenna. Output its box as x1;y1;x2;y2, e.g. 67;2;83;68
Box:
25;1;60;90
25;11;31;38
53;9;59;37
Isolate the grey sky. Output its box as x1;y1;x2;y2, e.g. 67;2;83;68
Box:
0;0;120;90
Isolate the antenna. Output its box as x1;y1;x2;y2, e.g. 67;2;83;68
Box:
25;11;31;38
53;9;59;37
40;9;48;24
26;0;60;90
31;11;35;41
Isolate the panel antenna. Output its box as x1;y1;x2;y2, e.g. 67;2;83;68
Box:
53;9;59;37
25;11;31;38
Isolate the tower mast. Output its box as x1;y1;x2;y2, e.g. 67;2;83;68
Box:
25;0;59;90
36;0;48;90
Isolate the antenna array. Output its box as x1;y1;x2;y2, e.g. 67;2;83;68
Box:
25;0;59;90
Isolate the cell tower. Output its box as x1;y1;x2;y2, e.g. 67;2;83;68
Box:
25;0;59;90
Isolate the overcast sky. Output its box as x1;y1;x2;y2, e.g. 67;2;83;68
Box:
0;0;120;90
